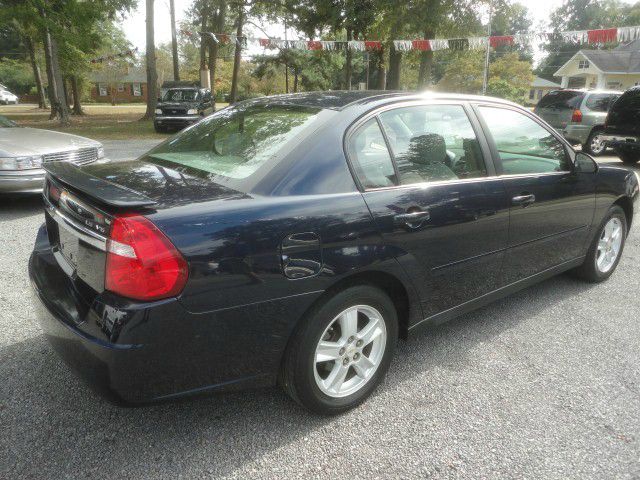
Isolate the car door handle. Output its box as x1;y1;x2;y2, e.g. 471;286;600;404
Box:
511;194;536;207
394;210;430;228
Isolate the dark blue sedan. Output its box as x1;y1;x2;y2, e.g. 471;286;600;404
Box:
30;91;638;414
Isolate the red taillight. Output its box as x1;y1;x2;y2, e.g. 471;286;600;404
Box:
572;109;582;123
105;215;188;301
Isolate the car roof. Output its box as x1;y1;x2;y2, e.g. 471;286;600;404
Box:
243;90;521;111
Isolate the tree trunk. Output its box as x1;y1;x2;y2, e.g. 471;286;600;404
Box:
229;4;244;104
376;50;386;90
41;26;59;119
293;69;298;92
169;0;180;81
417;30;435;88
208;1;227;111
49;36;70;125
25;35;47;109
70;76;84;115
345;28;353;90
142;0;158;120
386;47;401;90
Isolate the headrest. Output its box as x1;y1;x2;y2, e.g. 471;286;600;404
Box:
403;133;446;165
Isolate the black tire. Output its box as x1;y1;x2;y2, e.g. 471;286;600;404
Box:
573;205;627;282
583;129;606;156
153;123;166;133
280;285;398;415
615;147;640;165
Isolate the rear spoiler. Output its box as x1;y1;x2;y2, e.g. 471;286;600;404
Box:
43;161;157;208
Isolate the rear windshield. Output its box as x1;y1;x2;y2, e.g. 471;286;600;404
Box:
537;90;584;110
162;89;200;102
143;103;324;188
585;93;619;112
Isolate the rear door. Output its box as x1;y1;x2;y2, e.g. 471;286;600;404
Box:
582;92;620;127
348;101;510;320
474;104;596;285
535;90;585;130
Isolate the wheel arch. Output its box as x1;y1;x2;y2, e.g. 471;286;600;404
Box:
614;195;634;233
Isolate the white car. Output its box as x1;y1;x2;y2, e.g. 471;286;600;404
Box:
0;89;19;105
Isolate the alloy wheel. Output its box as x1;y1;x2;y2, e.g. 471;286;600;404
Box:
590;133;605;155
595;217;623;273
313;305;387;398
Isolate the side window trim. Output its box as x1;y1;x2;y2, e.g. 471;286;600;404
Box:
470;102;576;176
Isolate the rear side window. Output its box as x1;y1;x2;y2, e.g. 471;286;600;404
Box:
479;106;571;175
378;104;487;185
585;93;619;112
537;90;584;110
347;118;397;189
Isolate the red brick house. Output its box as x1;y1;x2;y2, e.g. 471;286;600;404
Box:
88;67;174;103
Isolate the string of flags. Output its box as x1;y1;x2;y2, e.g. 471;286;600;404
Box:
90;47;138;64
180;25;640;52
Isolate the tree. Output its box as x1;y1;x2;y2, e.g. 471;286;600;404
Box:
229;1;245;103
437;51;532;101
143;0;158;120
169;0;180;81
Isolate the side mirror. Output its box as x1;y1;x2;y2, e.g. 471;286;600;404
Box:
575;152;598;173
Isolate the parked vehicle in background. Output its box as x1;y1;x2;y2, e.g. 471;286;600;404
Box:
30;92;638;414
0;115;104;193
602;86;640;164
154;82;213;133
0;88;19;105
535;89;621;155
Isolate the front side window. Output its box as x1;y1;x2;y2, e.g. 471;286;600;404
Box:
478;106;571;175
378;105;487;185
347;118;396;189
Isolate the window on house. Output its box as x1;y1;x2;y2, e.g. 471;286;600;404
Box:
132;83;142;96
578;60;590;69
98;83;108;96
117;83;124;92
537;90;544;99
529;89;535;100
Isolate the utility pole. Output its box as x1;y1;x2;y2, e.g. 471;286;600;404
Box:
169;0;180;81
482;1;492;95
284;16;289;93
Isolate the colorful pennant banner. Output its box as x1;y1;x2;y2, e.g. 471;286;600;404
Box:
182;25;640;52
90;47;138;64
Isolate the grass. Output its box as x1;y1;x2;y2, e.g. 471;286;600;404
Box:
0;103;228;141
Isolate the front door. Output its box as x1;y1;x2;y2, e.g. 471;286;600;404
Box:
475;104;596;285
347;103;510;320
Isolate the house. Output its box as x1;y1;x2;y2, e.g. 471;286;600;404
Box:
88;66;174;103
526;76;561;105
554;39;640;90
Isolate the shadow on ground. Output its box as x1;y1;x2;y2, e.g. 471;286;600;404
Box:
0;272;598;478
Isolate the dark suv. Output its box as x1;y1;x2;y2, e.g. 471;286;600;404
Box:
535;89;620;155
602;86;640;164
154;84;214;133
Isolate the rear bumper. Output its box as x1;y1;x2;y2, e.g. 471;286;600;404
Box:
29;224;320;404
0;170;45;193
601;134;640;149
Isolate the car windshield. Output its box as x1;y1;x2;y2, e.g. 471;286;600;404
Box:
162;89;200;102
537;90;584;110
0;115;17;127
144;103;325;189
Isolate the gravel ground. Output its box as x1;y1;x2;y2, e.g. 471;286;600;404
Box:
1;148;639;479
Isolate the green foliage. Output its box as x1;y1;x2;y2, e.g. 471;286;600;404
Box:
0;58;34;94
436;52;533;101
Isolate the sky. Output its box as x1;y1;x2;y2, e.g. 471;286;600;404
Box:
121;0;636;63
